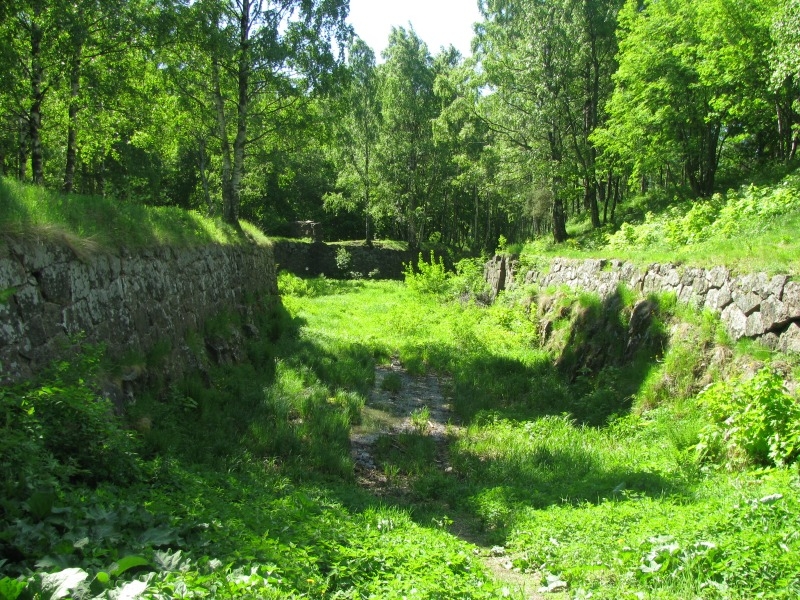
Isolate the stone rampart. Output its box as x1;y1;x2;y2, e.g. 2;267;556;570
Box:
0;237;277;383
486;256;800;353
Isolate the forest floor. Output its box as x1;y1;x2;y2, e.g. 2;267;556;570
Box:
350;359;549;599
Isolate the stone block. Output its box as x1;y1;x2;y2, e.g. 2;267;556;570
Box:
783;281;800;315
745;312;766;337
37;265;72;304
779;323;800;354
760;296;791;331
0;257;27;288
663;266;680;287
721;303;748;340
706;265;729;288
767;275;789;299
732;290;761;315
13;284;42;320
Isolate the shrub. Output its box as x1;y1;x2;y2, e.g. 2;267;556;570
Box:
403;251;450;297
696;368;800;469
450;257;490;299
1;345;141;509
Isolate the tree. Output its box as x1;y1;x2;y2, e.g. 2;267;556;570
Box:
324;39;382;245
474;0;622;242
0;0;68;184
59;0;152;193
167;0;350;226
771;0;800;159
377;27;441;247
595;0;776;197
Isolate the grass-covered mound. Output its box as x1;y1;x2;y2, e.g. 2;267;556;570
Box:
0;177;269;252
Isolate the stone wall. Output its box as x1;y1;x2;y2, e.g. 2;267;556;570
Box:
486;256;800;353
0;237;277;384
272;240;417;280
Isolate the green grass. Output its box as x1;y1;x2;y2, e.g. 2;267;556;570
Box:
4;269;800;598
519;168;800;276
278;276;800;598
0;177;269;251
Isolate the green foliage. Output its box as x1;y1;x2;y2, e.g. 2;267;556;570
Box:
697;368;800;469
607;171;800;255
450;257;492;299
334;246;352;272
403;251;450;297
7;271;800;599
0;345;140;507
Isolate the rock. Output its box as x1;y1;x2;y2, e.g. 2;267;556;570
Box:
745;312;766;337
721;304;748;340
767;275;789;299
779;323;800;354
732;290;762;315
760;296;791;331
706;284;733;312
706;265;729;288
784;281;800;314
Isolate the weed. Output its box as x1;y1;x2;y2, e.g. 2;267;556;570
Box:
403;251;450;296
697;367;800;469
380;372;402;393
411;406;431;434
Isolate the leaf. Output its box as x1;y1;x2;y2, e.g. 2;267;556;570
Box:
138;525;178;547
153;549;187;572
110;556;150;578
27;489;56;521
0;577;27;600
39;568;88;600
95;572;111;585
117;579;148;600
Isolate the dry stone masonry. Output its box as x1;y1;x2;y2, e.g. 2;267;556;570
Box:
0;237;277;383
486;256;800;353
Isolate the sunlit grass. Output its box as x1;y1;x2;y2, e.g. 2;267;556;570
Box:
279;276;800;598
0;177;269;250
521;169;800;276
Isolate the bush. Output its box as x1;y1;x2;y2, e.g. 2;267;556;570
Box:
1;346;141;508
403;251;450;297
696;368;800;469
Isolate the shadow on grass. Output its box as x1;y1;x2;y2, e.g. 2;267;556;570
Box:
135;286;677;551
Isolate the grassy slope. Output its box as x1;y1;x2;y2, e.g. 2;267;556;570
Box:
515;167;800;276
0;177;269;250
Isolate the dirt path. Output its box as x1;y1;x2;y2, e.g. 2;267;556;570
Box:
349;358;550;599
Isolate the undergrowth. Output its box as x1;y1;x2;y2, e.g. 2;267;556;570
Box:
519;168;800;275
4;266;800;599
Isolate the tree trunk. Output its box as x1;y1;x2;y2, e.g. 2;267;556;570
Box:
552;194;568;243
610;176;620;223
29;0;45;185
18;117;28;180
198;137;213;215
212;60;235;224
63;54;82;193
585;179;601;228
599;175;608;224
